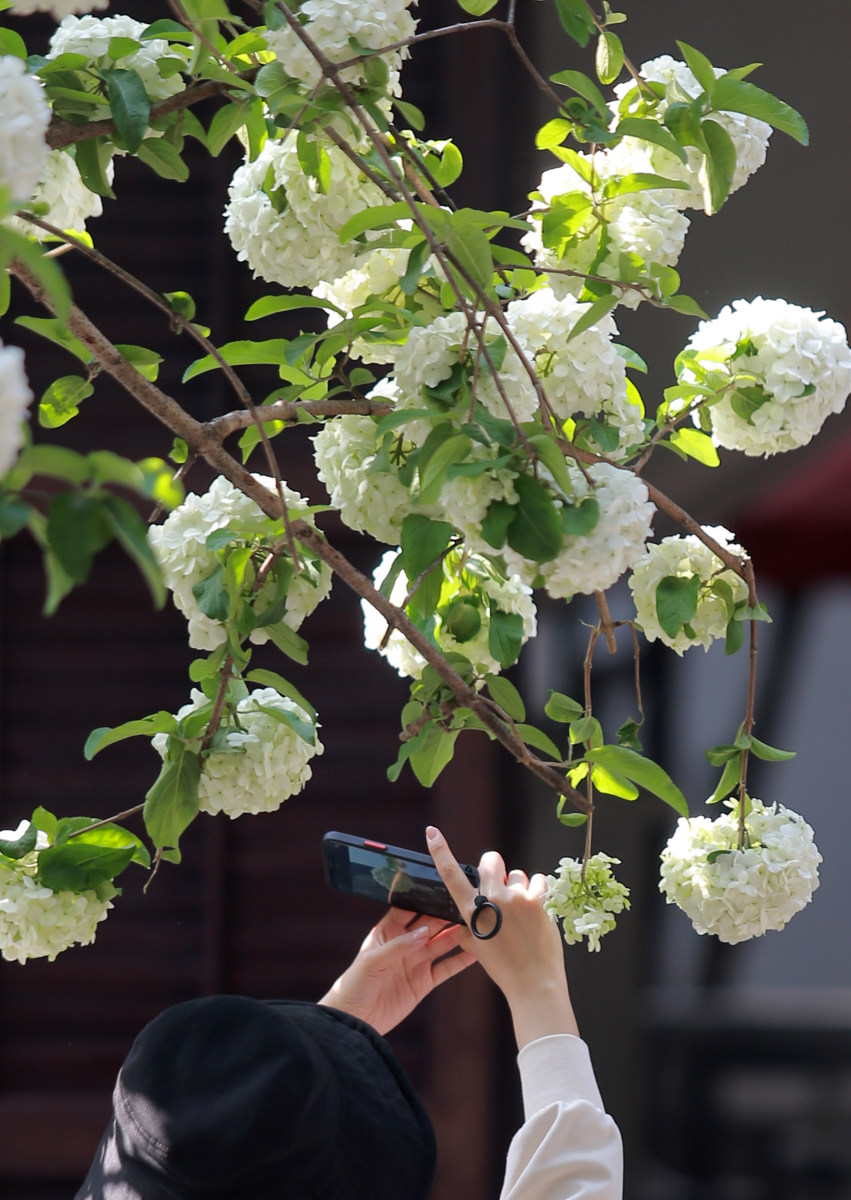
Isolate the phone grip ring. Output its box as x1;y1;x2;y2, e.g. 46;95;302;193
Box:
470;894;503;940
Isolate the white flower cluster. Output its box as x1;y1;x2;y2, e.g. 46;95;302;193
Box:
7;148;110;241
147;474;332;651
506;289;643;447
0;56;51;205
224;135;390;290
500;462;655;600
659;797;821;944
48;15;185;104
0;341;34;479
153;687;323;818
313;408;414;545
613;56;772;212
362;549;536;679
522;141;690;309
264;0;417;93
312;246;412;364
683;297;851;455
11;0;108;20
544;852;630;952
395;310;539;423
0;823;115;964
628;525;748;654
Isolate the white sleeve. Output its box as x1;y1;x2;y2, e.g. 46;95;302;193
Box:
498;1034;623;1200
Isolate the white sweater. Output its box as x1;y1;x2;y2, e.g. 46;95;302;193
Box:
500;1035;623;1200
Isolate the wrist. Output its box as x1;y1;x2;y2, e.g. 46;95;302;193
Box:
506;976;579;1050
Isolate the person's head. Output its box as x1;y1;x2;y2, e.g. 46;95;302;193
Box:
75;995;436;1200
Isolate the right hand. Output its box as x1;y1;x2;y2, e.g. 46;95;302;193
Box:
427;825;580;1047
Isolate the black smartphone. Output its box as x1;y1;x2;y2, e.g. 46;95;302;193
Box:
322;831;479;925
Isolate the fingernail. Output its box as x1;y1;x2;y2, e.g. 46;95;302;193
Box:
411;925;430;941
426;826;439;842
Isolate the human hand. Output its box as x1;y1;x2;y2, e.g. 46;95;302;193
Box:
317;906;475;1036
427;826;579;1048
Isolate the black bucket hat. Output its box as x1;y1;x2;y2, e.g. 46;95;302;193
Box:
74;996;436;1200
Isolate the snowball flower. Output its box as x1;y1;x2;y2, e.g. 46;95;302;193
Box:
362;548;536;679
264;0;417;93
544;853;630;952
628;525;748;653
0;860;114;963
613;55;771;212
225;135;390;290
313;405;416;545
394;310;539;422
6;148;111;240
506;288;643;448
659;797;821;944
0;56;51;205
147;474;332;651
501;462;655;599
682;297;851;455
47;14;185;103
11;0;108;19
312;246;412;364
153;687;323;818
0;341;34;479
522;140;690;309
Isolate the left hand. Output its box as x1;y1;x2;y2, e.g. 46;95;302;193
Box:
317;908;475;1035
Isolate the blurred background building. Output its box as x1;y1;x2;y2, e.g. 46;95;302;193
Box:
1;1;849;1197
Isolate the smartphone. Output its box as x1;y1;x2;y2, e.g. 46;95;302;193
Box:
322;831;479;925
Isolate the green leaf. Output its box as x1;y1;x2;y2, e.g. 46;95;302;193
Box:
655;574;700;639
0;822;37;860
15;316;90;364
566;295;618;343
669;427;720;466
73;137;116;199
54;818;149;869
663;101;708;153
265;620;310;665
704;743;741;766
37;842;134;892
747;736;796;762
515;723;561;761
0;496;33;540
183;339;288;381
615;117;688;164
399;238;431;295
488;608;525;669
535;118;572;151
617;718;643;752
32;807;58;837
38;375;94;428
700;118;737;214
675;41;718;97
480;499;515;551
338;200;414;243
552;0;595;47
143;748;201;854
418;434;473;505
245;294;343;321
400;514;453;582
569;715;603;747
250;700;315;746
46;492;110;583
408;722;459;787
590;762;639;799
0;27;27;58
100;494;167;609
558;810;589;828
709;752;742;803
709;75;809;144
0;226;71;320
561;496;599;537
245;669;316;721
550;69;609;116
506;473;563;562
725;612;745;656
446;220;495;295
484;674;525;722
206;101;251;156
103;68;150;154
455;0;499;11
595;31;624;85
84;712;179;760
545;691;584;723
192;563;229;621
527;434;574;498
585;745;689;816
393;98;426;132
136;138;189;182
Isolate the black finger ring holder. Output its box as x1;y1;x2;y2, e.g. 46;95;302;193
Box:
470;893;503;940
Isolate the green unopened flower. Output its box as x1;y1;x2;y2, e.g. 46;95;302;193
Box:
544;853;630;952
